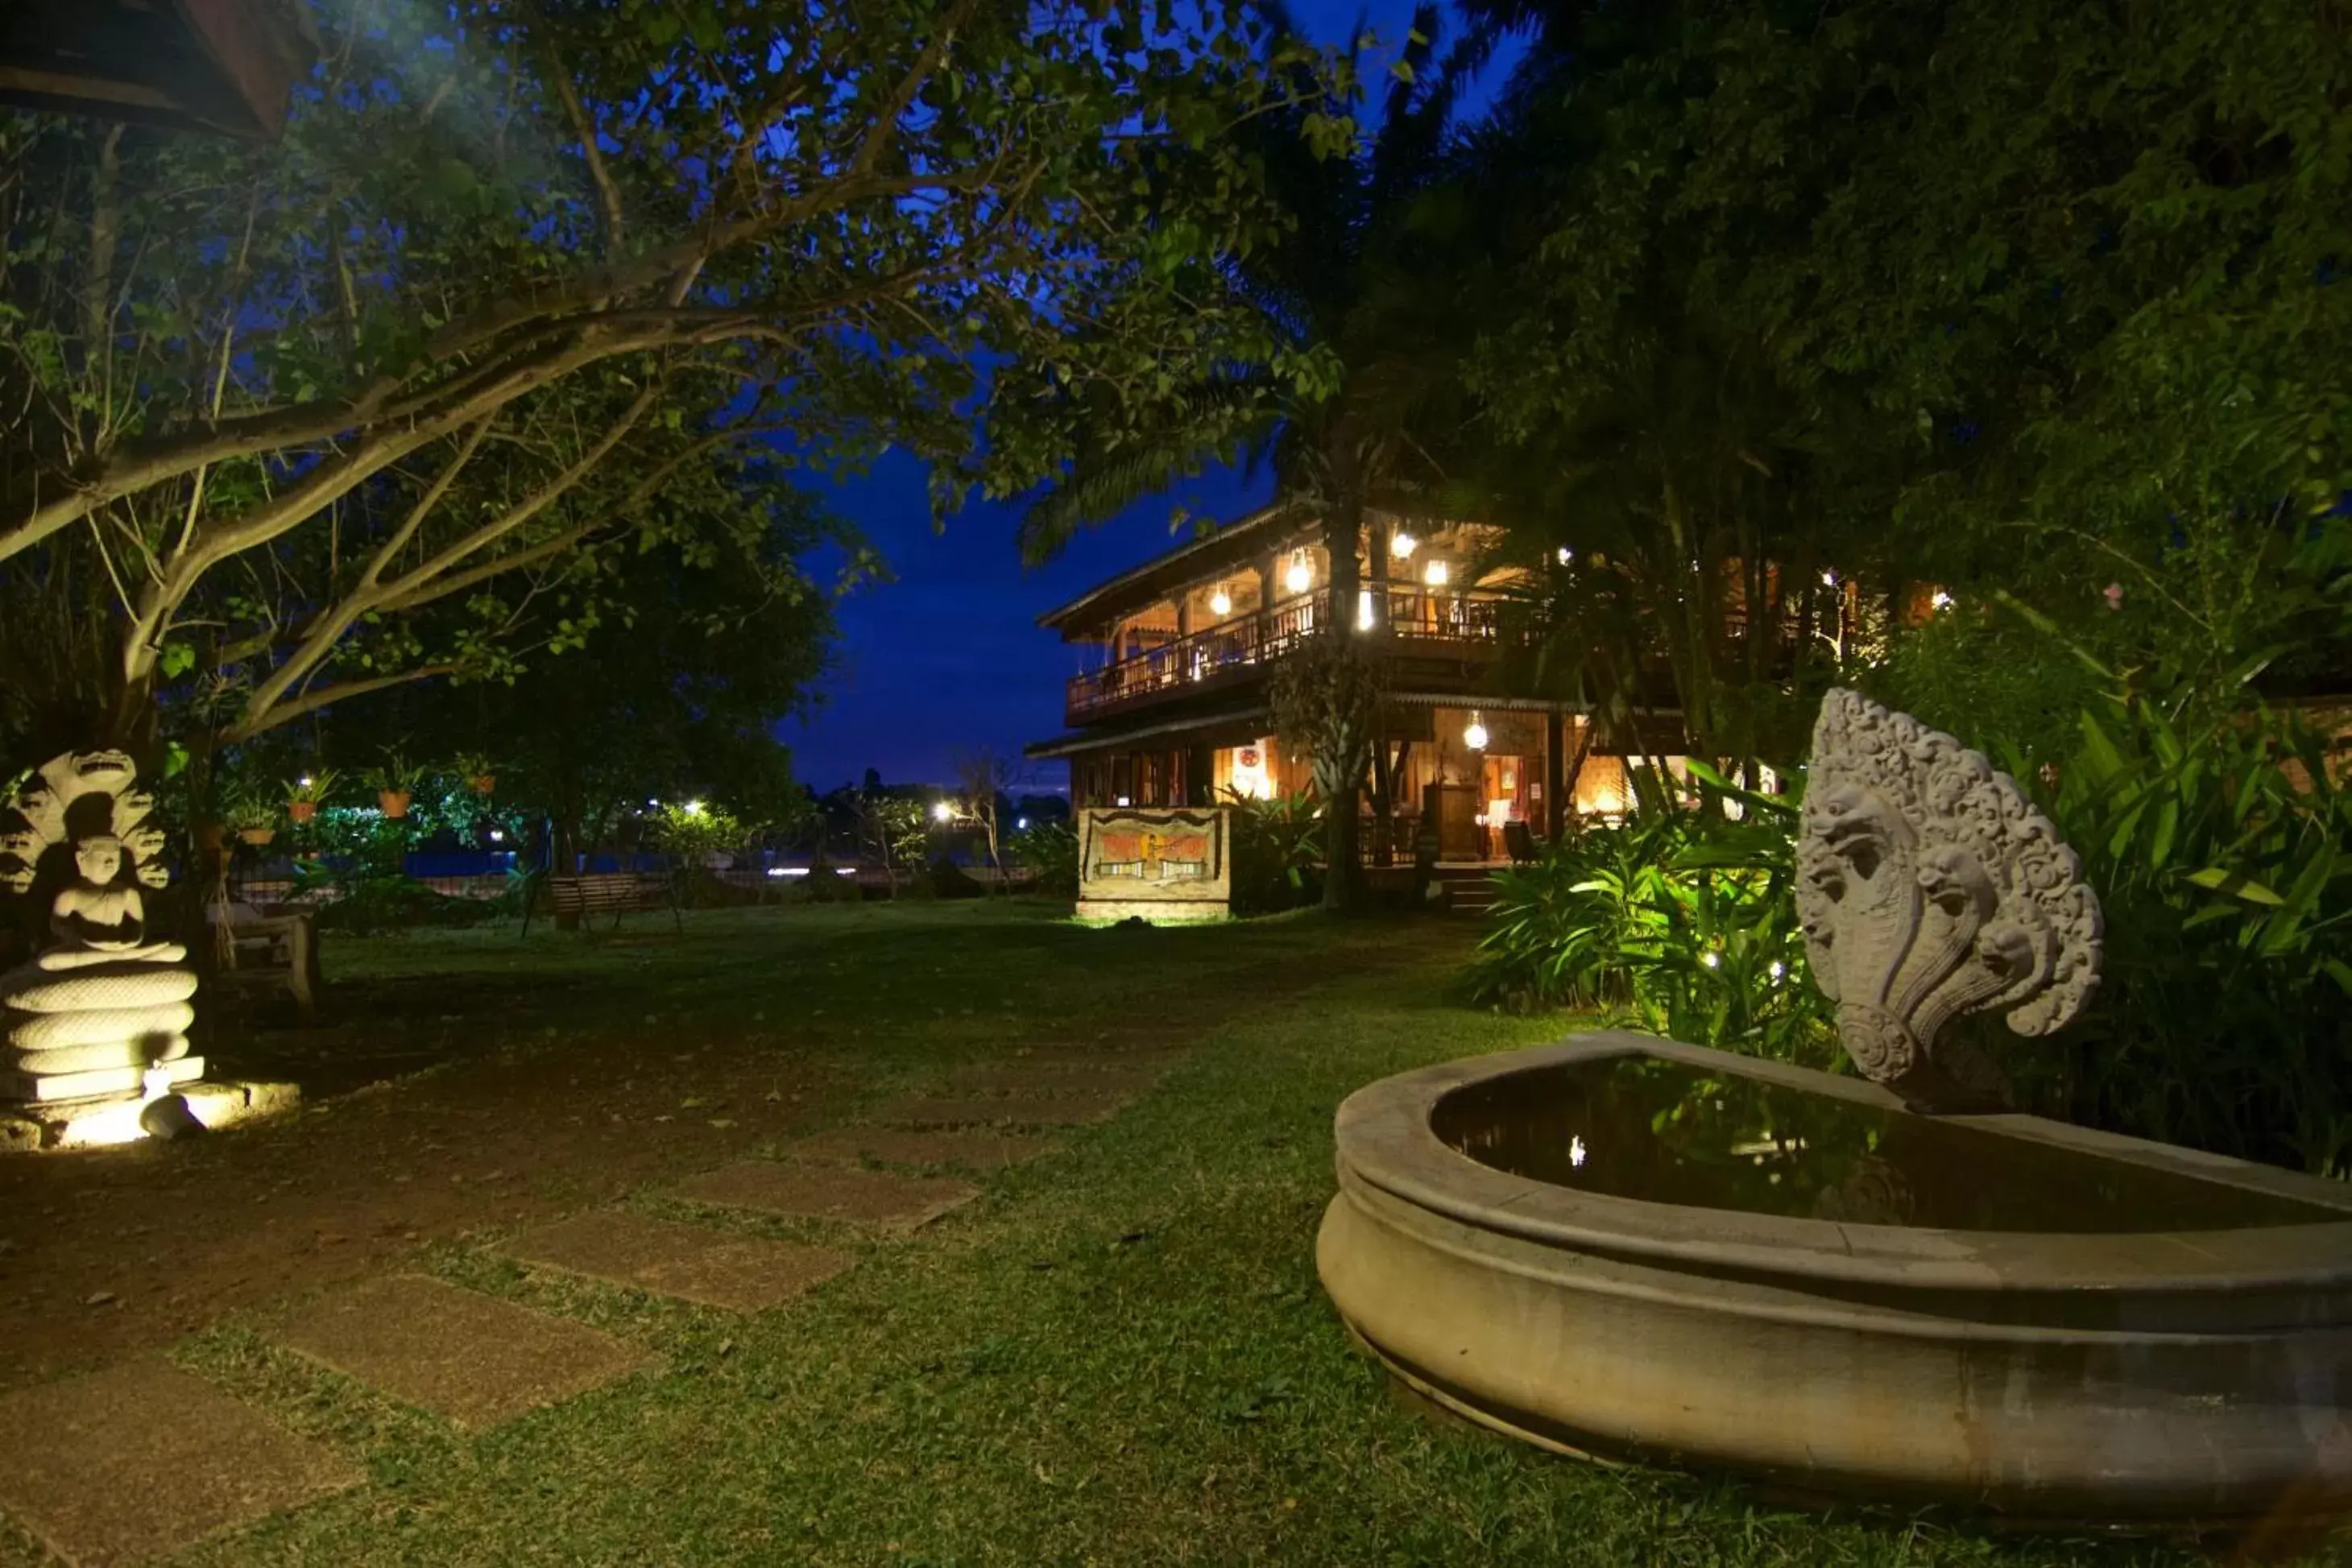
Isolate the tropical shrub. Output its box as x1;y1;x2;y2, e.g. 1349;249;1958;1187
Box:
2003;689;2352;1177
1468;769;1836;1068
1227;790;1325;915
1004;821;1079;899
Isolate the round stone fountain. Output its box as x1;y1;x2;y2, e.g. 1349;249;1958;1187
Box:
1318;691;2352;1530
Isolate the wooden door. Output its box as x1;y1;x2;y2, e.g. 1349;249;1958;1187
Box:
1425;783;1480;861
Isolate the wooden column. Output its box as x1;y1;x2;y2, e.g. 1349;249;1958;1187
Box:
1544;710;1567;842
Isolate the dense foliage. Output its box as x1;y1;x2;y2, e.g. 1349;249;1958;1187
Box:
2002;677;2352;1177
1003;821;1080;899
1468;771;1836;1067
1228;791;1327;915
0;0;1331;777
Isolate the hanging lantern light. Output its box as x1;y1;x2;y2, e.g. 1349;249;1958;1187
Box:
1423;559;1449;588
1390;530;1418;559
1209;585;1232;617
1464;710;1489;750
1285;551;1313;595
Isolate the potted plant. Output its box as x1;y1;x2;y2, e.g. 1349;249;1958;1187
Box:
363;755;427;819
453;751;499;796
285;770;339;823
226;789;278;846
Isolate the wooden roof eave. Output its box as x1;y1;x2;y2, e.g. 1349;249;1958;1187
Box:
0;0;321;141
1035;504;1318;642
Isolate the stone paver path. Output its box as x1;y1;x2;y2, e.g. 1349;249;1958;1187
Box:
270;1274;653;1431
673;1161;979;1231
0;1016;1196;1555
503;1210;854;1312
880;1088;1136;1127
0;1359;361;1567
1009;1045;1188;1068
785;1126;1058;1171
949;1064;1157;1096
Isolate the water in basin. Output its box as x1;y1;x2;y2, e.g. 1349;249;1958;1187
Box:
1431;1054;2346;1232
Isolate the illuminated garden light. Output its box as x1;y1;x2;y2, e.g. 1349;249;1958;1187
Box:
932;801;954;823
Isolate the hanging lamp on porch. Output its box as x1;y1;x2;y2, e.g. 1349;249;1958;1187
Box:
1464;711;1489;751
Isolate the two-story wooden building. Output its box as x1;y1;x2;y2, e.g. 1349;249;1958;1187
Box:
1025;506;1692;863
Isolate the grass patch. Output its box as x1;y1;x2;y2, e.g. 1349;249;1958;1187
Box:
103;905;2315;1563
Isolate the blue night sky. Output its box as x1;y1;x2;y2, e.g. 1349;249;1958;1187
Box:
788;2;1514;792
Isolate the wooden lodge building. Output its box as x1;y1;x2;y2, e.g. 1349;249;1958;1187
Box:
1025;506;1702;864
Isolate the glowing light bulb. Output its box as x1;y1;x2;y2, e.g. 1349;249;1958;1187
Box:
932;801;954;823
1285;553;1313;595
1390;531;1418;559
1931;590;1952;610
1821;570;1837;587
1701;951;1721;969
684;799;705;817
1423;560;1449;588
1209;587;1232;617
1464;711;1489;750
1557;547;1573;565
1570;1136;1588;1169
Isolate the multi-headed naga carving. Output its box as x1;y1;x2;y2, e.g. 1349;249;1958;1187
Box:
1796;690;2101;1112
0;751;203;1113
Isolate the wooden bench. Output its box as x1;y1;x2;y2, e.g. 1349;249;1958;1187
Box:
525;870;681;935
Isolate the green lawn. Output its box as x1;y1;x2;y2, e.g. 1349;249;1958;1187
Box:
50;904;2294;1565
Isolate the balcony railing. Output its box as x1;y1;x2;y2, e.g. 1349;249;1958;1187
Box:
1064;587;1526;725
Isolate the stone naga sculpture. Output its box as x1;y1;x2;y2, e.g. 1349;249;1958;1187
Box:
0;751;203;1109
1795;689;2101;1112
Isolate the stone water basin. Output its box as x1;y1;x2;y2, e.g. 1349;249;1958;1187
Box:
1316;1032;2352;1531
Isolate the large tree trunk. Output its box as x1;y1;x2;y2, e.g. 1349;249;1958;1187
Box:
1321;494;1364;912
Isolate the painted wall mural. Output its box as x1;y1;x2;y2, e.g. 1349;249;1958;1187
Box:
1077;806;1231;918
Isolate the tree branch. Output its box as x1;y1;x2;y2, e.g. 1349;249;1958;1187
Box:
544;37;626;260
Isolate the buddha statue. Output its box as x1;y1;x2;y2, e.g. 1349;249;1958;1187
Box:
0;751;201;1108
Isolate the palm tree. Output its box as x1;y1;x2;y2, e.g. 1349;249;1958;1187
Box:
1018;4;1487;909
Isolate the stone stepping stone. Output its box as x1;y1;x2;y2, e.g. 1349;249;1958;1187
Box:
502;1210;854;1313
950;1064;1155;1096
785;1126;1057;1172
1012;1045;1187;1067
879;1088;1135;1128
673;1161;978;1231
0;1359;361;1567
270;1274;652;1432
